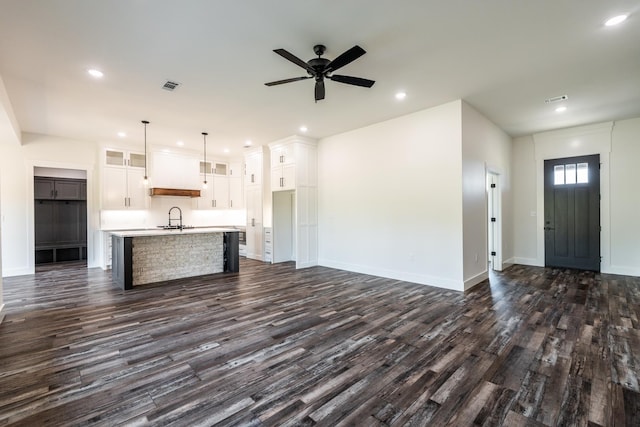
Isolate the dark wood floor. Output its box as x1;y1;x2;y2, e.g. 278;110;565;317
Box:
0;259;638;426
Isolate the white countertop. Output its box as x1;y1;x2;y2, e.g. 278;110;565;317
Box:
109;227;239;237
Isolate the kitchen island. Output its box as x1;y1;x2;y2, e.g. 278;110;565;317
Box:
110;228;239;290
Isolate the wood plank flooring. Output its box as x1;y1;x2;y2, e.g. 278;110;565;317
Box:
0;260;639;426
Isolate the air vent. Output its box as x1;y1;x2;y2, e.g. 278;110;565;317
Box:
545;94;568;104
162;80;180;91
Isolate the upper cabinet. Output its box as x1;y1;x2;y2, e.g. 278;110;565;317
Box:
213;162;228;176
271;163;296;191
35;177;86;200
270;144;295;168
105;149;146;168
194;158;243;210
228;161;243;209
269;141;297;192
245;151;263;187
102;149;147;209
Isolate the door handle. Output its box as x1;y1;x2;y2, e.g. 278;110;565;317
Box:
544;226;555;230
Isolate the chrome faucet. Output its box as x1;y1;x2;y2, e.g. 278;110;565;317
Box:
168;206;183;230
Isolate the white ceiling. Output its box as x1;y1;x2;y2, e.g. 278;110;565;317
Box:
1;1;639;157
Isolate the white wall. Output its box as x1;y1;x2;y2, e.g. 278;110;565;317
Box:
461;101;512;289
511;135;537;264
318;100;464;290
0;74;19;319
1;135;30;276
610;118;640;275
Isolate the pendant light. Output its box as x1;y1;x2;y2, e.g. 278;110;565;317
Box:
202;132;208;189
142;120;150;186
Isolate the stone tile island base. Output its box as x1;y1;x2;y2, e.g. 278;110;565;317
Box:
111;230;239;290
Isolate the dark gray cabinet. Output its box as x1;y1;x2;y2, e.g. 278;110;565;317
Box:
34;177;87;263
34;177;86;200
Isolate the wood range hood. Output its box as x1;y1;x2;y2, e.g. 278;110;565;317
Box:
148;188;201;198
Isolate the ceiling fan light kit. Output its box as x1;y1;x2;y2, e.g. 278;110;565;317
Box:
265;44;375;102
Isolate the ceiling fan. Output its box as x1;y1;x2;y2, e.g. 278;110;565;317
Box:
265;44;375;102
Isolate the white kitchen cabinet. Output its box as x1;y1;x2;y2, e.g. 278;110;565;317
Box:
196;176;213;209
229;176;243;209
229;161;243;209
102;231;113;270
212;175;229;208
270;141;296;192
213;162;228;176
271;163;296;191
102;149;148;209
196;175;229;209
245;152;263;186
270;143;295;168
194;159;242;209
105;149;146;168
244;146;270;261
263;227;272;263
246;185;264;260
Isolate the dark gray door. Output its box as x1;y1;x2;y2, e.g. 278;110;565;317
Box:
544;154;600;271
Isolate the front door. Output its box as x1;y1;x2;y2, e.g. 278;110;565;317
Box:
544;154;600;271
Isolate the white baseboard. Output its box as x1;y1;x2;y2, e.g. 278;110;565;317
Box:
602;265;640;277
464;271;489;291
512;257;543;267
296;261;317;269
502;257;516;269
318;258;464;291
2;266;33;277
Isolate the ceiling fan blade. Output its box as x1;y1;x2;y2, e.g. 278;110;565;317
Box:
315;80;325;101
324;45;366;72
265;76;312;86
273;49;316;74
329;75;375;88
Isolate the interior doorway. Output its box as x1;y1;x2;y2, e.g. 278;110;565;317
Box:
544;154;600;271
487;171;502;271
33;167;88;265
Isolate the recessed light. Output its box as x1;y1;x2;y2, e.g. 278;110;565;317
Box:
223;148;230;153
555;106;567;113
395;91;407;100
299;126;308;133
605;14;628;26
117;131;126;138
244;140;253;146
176;140;184;146
87;69;104;78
